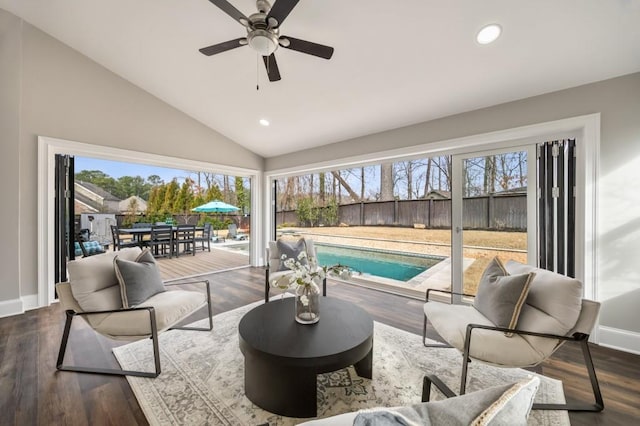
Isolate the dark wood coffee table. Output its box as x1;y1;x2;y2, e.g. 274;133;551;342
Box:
238;297;374;418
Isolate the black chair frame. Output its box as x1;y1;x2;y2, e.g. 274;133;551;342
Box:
56;279;213;378
422;289;604;412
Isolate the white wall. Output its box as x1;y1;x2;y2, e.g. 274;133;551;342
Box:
266;72;640;351
0;9;264;312
0;10;21;308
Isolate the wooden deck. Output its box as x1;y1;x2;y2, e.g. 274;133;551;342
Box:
155;246;250;281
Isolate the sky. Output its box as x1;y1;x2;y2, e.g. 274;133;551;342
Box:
75;156;192;183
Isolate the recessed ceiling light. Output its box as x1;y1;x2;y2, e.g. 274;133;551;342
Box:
259;119;270;126
476;24;502;45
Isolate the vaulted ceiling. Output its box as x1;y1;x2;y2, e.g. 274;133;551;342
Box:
2;0;639;157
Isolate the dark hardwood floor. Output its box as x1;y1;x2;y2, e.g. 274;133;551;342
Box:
1;267;638;425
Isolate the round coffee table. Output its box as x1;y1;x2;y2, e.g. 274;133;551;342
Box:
238;297;374;418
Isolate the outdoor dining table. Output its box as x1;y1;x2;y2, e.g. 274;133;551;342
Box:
118;226;204;255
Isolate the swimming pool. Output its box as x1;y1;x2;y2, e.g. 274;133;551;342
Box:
315;244;443;282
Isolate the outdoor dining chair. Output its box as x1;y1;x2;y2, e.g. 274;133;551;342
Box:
174;225;196;257
110;225;140;251
195;223;212;252
149;225;174;258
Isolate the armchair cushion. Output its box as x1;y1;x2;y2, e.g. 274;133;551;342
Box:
505;261;582;337
473;258;535;334
114;249;166;308
276;238;308;271
68;247;141;312
423;302;552;367
92;289;207;340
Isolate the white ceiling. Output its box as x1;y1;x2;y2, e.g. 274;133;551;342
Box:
2;0;640;158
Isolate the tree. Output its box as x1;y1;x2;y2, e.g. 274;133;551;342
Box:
422;158;432;197
162;179;179;212
296;197;319;226
205;184;223;202
331;171;359;201
75;170;118;196
323;198;339;225
380;162;394;201
147;174;163;186
319;173;326;206
235;176;247;213
148;184;166;214
174;179;193;213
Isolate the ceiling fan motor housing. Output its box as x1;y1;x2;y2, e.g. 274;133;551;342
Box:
246;7;280;56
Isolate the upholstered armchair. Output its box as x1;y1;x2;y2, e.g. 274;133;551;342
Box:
56;247;212;378
264;238;326;302
422;259;604;412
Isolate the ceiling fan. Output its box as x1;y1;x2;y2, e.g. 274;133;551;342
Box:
199;0;334;82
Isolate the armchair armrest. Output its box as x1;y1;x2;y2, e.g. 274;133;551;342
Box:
465;322;585;342
425;288;476;302
162;279;213;331
163;278;209;288
68;305;156;317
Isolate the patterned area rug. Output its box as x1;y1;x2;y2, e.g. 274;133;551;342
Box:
113;302;569;425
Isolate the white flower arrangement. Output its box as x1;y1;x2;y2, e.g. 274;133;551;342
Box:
273;250;356;292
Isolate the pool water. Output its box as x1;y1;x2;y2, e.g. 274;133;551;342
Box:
315;244;442;282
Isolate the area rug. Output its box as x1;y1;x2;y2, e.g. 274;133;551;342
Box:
113;302;570;425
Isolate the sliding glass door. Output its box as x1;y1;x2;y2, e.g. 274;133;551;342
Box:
451;146;537;296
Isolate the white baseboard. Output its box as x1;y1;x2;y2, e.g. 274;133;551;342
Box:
22;294;40;311
598;326;640;355
0;297;23;318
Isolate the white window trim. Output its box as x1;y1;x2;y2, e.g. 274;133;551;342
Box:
264;113;599;338
37;136;263;307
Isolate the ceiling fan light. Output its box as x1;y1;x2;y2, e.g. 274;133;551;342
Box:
248;30;278;56
476;24;502;44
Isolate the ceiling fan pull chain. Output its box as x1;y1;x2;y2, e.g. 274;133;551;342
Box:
256;53;260;91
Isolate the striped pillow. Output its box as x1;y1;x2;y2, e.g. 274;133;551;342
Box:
473;258;535;336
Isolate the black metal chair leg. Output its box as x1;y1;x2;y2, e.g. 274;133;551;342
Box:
56;309;161;378
265;267;270;303
422;374;457;402
532;337;604;412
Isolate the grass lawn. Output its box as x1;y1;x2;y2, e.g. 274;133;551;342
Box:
282;226;528;295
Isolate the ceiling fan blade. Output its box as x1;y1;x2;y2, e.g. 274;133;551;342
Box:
266;0;300;27
280;36;334;59
263;54;281;82
208;0;250;25
199;38;247;56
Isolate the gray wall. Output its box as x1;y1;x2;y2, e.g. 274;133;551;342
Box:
266;73;640;336
0;11;21;302
1;9;264;303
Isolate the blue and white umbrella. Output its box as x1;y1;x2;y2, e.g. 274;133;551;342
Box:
192;200;240;213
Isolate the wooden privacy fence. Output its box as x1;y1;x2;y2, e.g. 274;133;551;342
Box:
276;194;527;231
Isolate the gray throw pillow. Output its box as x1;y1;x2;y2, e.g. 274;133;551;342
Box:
473;257;535;335
276;238;308;271
352;377;539;426
114;249;166;308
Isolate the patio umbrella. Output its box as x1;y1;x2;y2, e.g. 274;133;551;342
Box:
192;200;240;213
